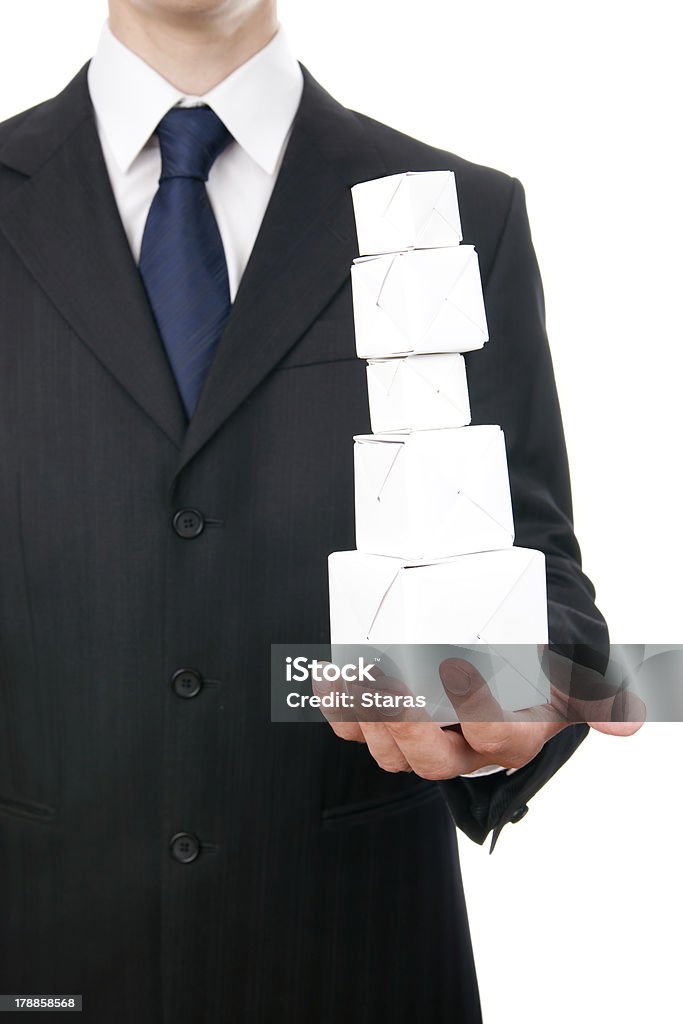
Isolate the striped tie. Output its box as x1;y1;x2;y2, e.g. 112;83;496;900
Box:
139;106;231;419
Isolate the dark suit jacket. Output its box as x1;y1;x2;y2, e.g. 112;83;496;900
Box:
0;61;607;1023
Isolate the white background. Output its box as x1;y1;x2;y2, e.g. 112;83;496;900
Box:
1;2;681;1021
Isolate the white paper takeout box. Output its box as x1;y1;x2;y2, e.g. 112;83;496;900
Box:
366;353;471;433
354;425;514;560
328;547;549;718
351;170;463;256
328;548;548;645
351;246;488;358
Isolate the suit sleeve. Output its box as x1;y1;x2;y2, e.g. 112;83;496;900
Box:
438;177;608;849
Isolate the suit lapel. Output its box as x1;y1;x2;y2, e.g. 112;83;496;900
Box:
0;65;187;449
0;64;387;470
174;67;386;477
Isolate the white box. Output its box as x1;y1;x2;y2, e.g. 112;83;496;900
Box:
328;547;549;718
351;170;463;256
351;246;488;358
354;426;514;560
366;353;471;433
328;548;548;645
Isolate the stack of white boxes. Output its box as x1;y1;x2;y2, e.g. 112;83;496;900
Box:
327;171;550;718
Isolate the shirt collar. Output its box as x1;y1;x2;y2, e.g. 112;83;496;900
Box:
87;21;303;175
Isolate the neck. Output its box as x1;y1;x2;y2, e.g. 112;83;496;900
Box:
107;1;278;94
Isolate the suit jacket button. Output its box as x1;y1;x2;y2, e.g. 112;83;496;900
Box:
169;832;200;863
172;508;204;538
510;805;529;823
171;668;203;699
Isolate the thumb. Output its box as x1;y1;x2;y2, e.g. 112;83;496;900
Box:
439;658;505;723
588;687;646;736
589;720;644;737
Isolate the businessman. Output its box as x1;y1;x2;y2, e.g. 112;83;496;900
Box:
0;1;638;1021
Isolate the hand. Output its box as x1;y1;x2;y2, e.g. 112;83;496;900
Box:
314;648;644;780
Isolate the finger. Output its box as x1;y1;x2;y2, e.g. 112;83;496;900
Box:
542;645;621;702
326;719;366;742
440;658;563;766
543;645;648;727
357;722;413;773
547;657;648;729
349;667;432;724
439;650;566;728
312;662;365;742
588;683;646;736
384;719;492;779
439;658;507;723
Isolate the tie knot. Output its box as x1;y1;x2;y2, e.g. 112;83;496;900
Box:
156;106;231;182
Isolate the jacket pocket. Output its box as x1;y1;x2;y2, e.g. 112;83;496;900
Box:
0;795;56;824
275;312;357;370
322;781;440;829
277;352;359;371
276;279;356;369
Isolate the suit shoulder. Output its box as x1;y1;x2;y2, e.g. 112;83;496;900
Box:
350;109;517;226
0;65;90;188
0;93;55;146
0;103;45;192
0;92;64;191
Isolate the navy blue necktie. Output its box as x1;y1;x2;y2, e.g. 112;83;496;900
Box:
139;106;231;419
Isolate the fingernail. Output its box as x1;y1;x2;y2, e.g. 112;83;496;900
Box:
441;663;472;696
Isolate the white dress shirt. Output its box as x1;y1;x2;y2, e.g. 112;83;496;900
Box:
87;21;303;300
88;22;508;780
